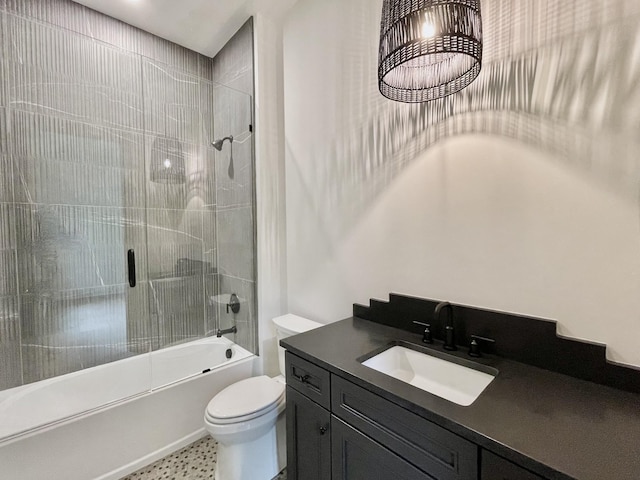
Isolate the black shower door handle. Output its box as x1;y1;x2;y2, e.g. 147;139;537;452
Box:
127;249;136;287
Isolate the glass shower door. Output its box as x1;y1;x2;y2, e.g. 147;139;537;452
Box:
4;18;154;409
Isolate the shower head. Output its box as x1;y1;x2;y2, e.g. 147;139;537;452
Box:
212;135;234;151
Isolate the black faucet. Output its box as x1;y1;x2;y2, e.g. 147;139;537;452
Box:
412;321;433;344
434;301;456;351
216;325;237;338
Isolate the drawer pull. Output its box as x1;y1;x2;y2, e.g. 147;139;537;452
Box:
293;373;311;383
319;425;328;435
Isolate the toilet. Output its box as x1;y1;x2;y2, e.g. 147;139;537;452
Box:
204;314;323;480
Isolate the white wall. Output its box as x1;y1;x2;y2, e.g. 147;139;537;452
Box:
282;0;640;366
253;8;293;376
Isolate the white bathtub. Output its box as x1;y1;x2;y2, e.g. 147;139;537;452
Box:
0;336;257;480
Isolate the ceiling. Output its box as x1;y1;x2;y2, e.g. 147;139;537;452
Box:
72;0;297;57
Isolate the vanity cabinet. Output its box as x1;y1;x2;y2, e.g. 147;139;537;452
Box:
481;450;545;480
286;387;331;480
332;417;435;480
285;351;549;480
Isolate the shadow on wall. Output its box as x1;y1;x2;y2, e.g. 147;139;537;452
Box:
298;0;640;235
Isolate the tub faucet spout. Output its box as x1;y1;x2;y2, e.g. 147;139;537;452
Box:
216;326;237;338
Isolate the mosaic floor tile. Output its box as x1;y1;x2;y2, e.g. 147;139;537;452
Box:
120;435;286;480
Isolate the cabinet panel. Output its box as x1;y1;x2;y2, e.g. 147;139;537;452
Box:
482;450;545;480
286;352;331;409
332;375;477;480
286;386;331;480
332;416;436;480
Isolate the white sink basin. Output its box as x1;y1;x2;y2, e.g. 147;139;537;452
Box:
361;345;496;406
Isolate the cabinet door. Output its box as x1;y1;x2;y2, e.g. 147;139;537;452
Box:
482;450;546;480
332;416;436;480
286;386;331;480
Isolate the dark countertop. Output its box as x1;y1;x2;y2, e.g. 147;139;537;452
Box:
281;317;640;480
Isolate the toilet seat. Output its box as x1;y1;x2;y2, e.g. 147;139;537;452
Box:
205;376;285;425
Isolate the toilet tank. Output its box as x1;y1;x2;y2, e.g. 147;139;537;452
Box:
273;314;323;376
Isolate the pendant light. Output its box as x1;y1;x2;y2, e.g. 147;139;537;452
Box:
378;0;483;103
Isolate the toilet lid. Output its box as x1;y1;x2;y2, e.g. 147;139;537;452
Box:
206;376;285;421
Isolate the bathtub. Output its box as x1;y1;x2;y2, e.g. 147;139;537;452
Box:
0;336;257;480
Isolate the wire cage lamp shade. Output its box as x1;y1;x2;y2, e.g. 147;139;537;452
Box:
150;136;186;184
378;0;483;103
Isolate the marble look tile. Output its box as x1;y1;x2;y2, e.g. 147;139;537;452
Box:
204;273;218;336
202;209;216;263
150;275;206;349
19;284;145;384
0;16;6;108
0;250;17;296
215;138;253;209
199;82;217;208
11;110;146;207
125;280;154;355
0;109;7;154
14;205;148;293
7;15;143;130
213;83;252;143
216;275;256;354
0;204;16;296
216;206;255;282
213;84;253;208
200;81;215;151
5;0;154;57
0;155;13;202
146;208;205;280
0;296;22;390
211;19;254;96
198;54;215;82
143;60;201;145
152;36;200;77
145;138;211;211
0;203;16;250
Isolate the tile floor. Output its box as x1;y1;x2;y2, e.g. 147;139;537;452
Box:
120;436;287;480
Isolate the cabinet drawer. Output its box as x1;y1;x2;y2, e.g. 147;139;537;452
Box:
332;416;436;480
481;450;545;480
332;375;477;480
286;352;331;409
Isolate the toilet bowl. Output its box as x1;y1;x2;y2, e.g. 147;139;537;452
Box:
204;314;323;480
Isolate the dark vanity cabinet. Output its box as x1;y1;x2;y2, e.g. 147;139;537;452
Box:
481;451;545;480
286;387;331;480
285;353;332;480
285;351;550;480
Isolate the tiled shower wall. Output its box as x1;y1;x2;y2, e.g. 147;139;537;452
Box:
0;0;256;390
210;20;257;360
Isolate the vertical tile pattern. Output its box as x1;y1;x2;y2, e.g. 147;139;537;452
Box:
5;0;155;57
211;19;254;96
7;15;144;130
0;297;22;390
216;275;256;354
213;85;253;209
0;13;6;108
0;0;257;401
11;111;146;207
212;19;257;354
216;206;255;281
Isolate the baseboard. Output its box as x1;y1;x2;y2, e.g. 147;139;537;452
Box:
95;429;208;480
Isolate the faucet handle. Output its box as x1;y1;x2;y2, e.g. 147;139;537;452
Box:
412;321;433;344
469;335;495;357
